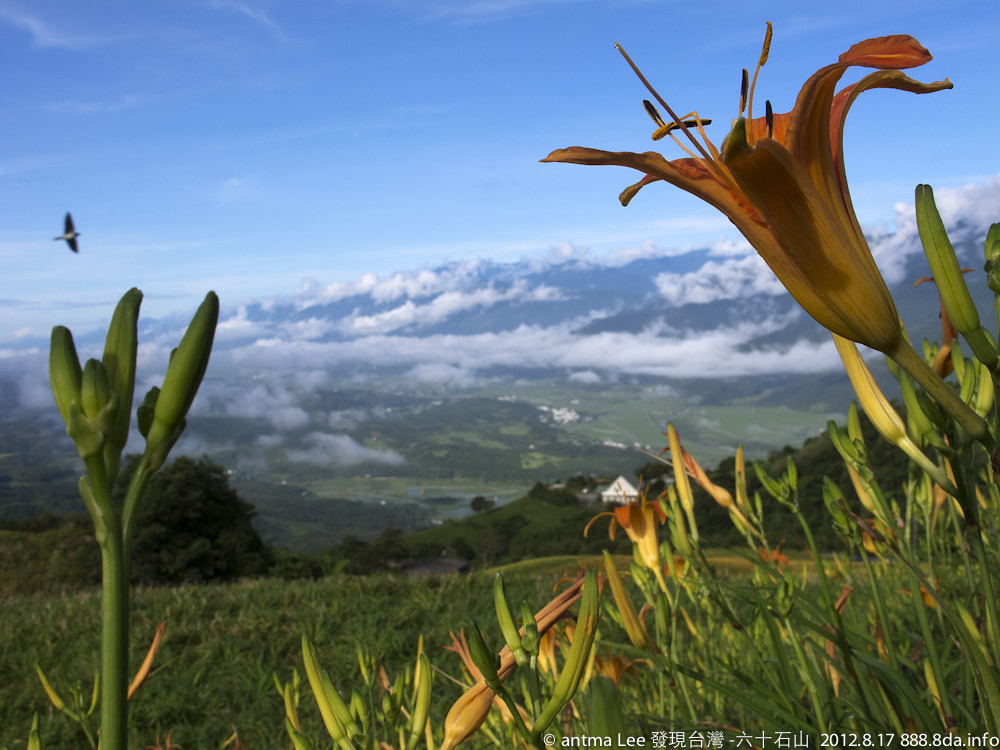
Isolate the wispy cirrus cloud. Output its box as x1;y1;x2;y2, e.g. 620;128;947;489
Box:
46;94;147;115
0;5;117;50
207;0;288;41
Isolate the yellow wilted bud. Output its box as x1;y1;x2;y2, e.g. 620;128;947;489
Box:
834;335;957;494
128;622;166;701
667;424;694;514
35;665;67;711
603;551;651;651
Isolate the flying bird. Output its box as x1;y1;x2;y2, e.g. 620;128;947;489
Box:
54;212;80;253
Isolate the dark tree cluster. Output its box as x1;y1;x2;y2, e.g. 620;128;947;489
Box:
116;455;272;585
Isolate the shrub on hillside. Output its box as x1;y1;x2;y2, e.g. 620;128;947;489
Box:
115;455;272;585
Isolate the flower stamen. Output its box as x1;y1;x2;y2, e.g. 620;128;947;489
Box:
643;99;665;129
746;21;773;145
739;68;749;116
616;42;713;162
644;100;713;142
765;100;773;139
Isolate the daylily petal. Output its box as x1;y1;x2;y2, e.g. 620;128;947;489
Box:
722;132;901;349
541;148;764;223
838;35;932;69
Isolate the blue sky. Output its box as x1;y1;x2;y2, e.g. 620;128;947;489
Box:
1;0;998;343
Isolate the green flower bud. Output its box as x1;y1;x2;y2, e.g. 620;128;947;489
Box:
49;326;83;425
467;622;501;691
136;386;159;439
79;360;122;453
27;713;41;750
785;456;798;493
775;571;796;617
985;223;1000;264
405;653;432;749
146;291;218;453
301;635;348;741
101;288;142;454
520;600;539;655
67;403;104;459
493;574;527;667
914;388;949;431
283;718;312;750
974;360;995;417
381;691;395;723
534;567;600;734
822;478;853;538
80;359;112;420
916;185;998;369
916;185;979;334
349;689;367;726
321;670;358;739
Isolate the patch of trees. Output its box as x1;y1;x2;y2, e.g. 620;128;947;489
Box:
470;496;495;512
115;455;273;585
527;482;577;507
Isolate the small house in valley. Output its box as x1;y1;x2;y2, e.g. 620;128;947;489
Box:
600;476;639;504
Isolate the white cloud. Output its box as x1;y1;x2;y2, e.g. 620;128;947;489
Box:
281;317;335;340
287;432;405;466
224;383;310;430
17;371;54;410
225;310;836;379
255;434;285;447
873;175;1000;285
0;6;110;50
653;252;784;306
406;362;478;386
340;280;557;335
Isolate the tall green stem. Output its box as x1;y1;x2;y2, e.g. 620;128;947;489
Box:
99;520;128;750
85;455;128;750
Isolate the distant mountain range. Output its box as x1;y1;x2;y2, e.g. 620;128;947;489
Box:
2;179;998;547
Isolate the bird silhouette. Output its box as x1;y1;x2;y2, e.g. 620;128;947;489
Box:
54;212;80;253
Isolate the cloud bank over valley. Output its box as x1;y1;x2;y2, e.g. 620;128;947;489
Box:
3;176;997;477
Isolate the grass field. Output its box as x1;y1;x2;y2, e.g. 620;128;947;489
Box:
0;570;569;749
0;551;792;749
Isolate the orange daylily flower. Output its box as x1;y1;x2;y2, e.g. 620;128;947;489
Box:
758;540;789;568
585;494;666;574
662;555;687;578
542;31;951;359
592;653;642;687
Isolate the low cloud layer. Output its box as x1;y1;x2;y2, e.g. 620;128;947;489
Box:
286;432;405;466
5;175;997;436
